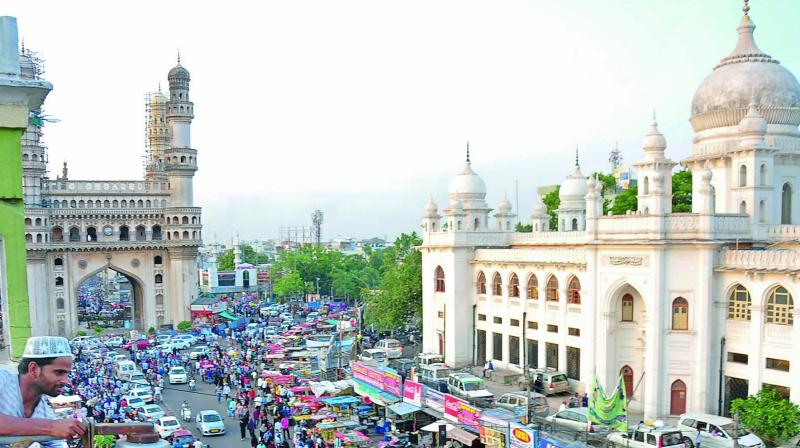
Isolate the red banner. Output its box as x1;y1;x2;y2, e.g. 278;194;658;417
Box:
403;380;423;407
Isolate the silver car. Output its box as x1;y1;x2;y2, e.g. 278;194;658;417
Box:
196;410;226;436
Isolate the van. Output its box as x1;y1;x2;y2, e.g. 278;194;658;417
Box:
495;392;549;417
677;413;765;448
606;424;687;448
115;360;137;379
415;353;445;368
447;373;493;407
359;349;388;365
519;368;571;395
416;363;451;393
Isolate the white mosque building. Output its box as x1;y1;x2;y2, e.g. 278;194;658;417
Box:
420;3;800;420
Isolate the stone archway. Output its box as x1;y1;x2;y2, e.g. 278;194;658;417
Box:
74;263;146;331
602;281;648;414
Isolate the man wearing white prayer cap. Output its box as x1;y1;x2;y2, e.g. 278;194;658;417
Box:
0;336;87;448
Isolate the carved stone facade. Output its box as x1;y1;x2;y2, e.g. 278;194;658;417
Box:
22;58;201;337
420;6;800;420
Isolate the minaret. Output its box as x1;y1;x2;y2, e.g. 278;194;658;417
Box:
530;196;550;232
146;84;170;181
165;54;197;206
495;193;516;232
422;196;441;233
634;114;675;215
233;233;242;267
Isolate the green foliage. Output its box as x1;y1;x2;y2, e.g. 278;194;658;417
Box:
218;250;235;271
272;271;307;298
93;435;116;448
515;222;533;233
542;188;560;230
147;326;156;334
75;330;87;337
364;232;422;331
93;327;104;335
731;386;800;446
672;169;692;212
611;186;638;215
592;172;618;196
177;321;192;332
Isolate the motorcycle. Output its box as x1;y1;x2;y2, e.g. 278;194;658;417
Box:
188;378;196;392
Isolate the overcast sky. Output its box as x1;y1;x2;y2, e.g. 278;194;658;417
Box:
6;0;800;243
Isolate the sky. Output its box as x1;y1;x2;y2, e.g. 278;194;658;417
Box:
6;0;800;243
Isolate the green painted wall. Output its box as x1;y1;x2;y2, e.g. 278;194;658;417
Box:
0;126;31;359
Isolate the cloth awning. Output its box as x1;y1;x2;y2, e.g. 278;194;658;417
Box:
448;427;479;445
220;312;237;320
387;401;421;416
353;379;400;406
420;421;453;432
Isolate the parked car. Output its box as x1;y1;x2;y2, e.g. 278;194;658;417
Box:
495;391;549;417
545;407;610;443
189;346;209;360
607;424;686;448
359;348;388;365
195;410;226;436
389;358;415;379
124;396;146;410
375;339;403;359
155;416;182;439
169;338;191;350
137;404;165;422
168;429;196;448
447;373;493;407
519;368;571;395
155;334;172;345
168;366;188;384
415;352;445;368
416;363;451;393
115;360;137;379
172;334;195;346
127;387;153;404
128;372;150;388
677;413;765;448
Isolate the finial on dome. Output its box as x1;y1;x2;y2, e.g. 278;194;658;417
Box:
177;50;181;65
575;145;579;167
158;82;162;93
466;141;470;163
743;0;750;16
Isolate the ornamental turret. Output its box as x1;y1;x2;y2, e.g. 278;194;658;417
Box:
164;55;197;207
634;115;675;215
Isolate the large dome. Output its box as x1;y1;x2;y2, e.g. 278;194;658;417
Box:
168;63;191;81
559;164;588;203
690;12;800;132
448;161;487;199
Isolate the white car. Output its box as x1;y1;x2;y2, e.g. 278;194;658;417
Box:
169;339;191;350
375;339;403;359
677;413;765;448
189;346;209;360
128;372;150;388
125;396;146;410
155;334;172;345
195;410;226;436
172;334;195;346
126;387;153;403
169;366;188;384
155;416;182;438
137;404;165;422
359;348;388;364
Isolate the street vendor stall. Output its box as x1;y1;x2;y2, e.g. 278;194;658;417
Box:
49;395;85;419
321;396;362;419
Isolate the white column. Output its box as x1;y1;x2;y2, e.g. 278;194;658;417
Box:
643;249;664;419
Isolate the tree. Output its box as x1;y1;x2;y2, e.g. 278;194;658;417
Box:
217;245;271;271
672;169;692;212
542;188;560;230
93;327;104;336
272;271;307;298
364;232;422;330
177;321;192;332
515;223;533;233
592;172;618;196
147;326;156;334
611;186;638;215
217;250;235;271
75;330;87;337
731;386;800;446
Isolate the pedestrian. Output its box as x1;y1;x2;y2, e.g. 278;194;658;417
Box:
482;359;494;378
239;410;250;440
247;415;257;439
581;392;589;407
695;429;702;448
216;385;223;403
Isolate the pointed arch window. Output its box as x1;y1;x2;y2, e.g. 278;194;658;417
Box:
152;225;162;240
119;225;129;241
739;165;747;187
52;226;63;242
154;255;163;265
155;274;163;284
567;276;581;304
492;273;503;296
55;276;64;287
56;297;65;310
621;293;634;322
766;286;793;325
782;183;792;224
672;297;689;330
620;365;634;398
759;163;767;186
509;273;520;298
69;227;80;242
728;284;751;321
546;275;559;302
434;266;445;292
476;272;487;295
527;274;538;300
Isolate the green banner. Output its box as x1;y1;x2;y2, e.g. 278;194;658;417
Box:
588;374;628;431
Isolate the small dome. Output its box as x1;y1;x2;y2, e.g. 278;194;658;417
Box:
449;198;464;211
690;13;800;131
738;103;768;135
423;196;439;217
531;196;548;217
701;168;713;181
559;164;588;203
642;118;667;151
150;92;168;105
448;161;487;199
498;195;512;214
168;63;191;82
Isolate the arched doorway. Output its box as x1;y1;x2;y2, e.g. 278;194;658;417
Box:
243;270;250;288
75;266;145;331
670;380;687;415
605;283;647;413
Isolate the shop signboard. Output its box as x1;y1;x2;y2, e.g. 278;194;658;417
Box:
383;368;402;397
403;380;424;407
443;394;467;422
424;387;445;412
351;362;384;390
537;435;562;448
457;401;481;431
508;425;537;448
480;426;507;448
